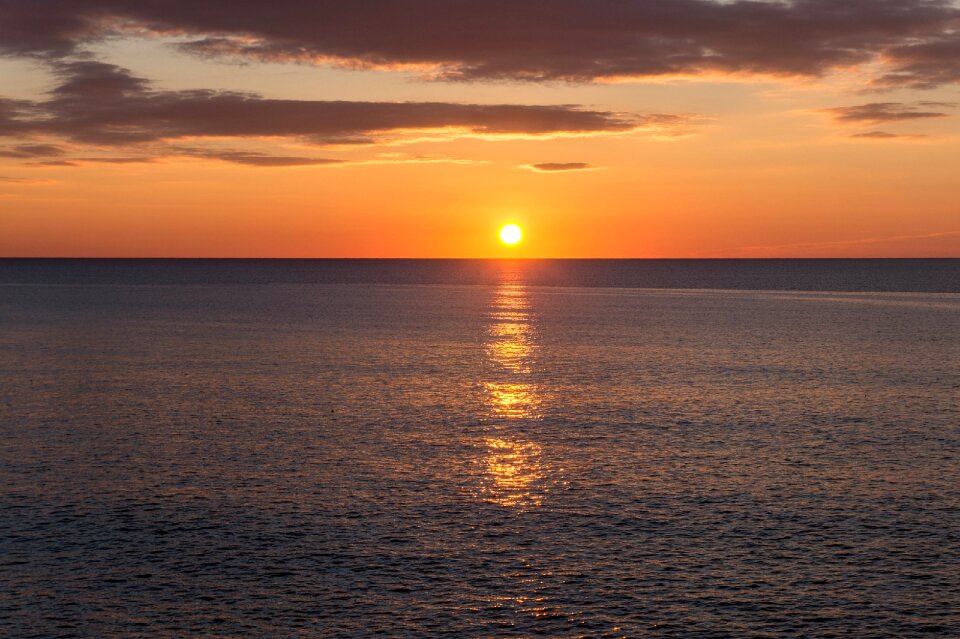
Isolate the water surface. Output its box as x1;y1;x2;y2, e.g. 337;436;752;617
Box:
1;260;959;637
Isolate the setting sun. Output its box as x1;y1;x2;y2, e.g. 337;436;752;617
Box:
499;224;523;246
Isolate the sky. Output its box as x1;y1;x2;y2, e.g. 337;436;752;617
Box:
1;0;959;257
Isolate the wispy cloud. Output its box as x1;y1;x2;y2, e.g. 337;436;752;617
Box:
875;36;960;89
0;144;66;158
183;151;344;168
28;159;77;167
848;131;928;140
518;162;601;173
73;157;157;164
822;102;954;124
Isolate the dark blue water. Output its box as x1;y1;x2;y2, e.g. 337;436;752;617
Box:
2;258;960;291
2;260;959;637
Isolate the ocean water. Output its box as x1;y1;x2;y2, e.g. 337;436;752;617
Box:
1;260;959;638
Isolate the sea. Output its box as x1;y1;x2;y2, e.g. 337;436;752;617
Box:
1;259;959;638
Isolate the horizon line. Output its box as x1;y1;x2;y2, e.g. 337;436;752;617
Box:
3;256;960;261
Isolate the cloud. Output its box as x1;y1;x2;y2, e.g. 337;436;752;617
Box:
73;156;156;164
186;151;344;167
519;162;600;172
21;150;338;168
0;143;66;158
0;142;492;171
28;159;77;167
822;102;954;123
876;35;960;89
1;62;646;146
2;1;960;87
358;153;488;167
0;175;29;182
0;98;38;136
848;131;927;140
184;150;488;168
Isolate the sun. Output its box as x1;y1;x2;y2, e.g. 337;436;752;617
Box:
499;224;523;245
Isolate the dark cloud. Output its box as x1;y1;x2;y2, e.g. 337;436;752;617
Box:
0;143;66;158
22;152;339;168
74;156;156;164
823;102;954;123
0;175;29;182
0;1;102;58
28;159;77;167
2;1;960;86
521;162;599;172
0;98;38;136
877;36;960;89
849;131;928;139
74;152;336;167
0;62;659;149
188;151;345;167
64;150;481;168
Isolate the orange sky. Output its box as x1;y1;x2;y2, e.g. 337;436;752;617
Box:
2;1;959;257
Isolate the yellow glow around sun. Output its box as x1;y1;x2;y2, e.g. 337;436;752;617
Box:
499;224;523;245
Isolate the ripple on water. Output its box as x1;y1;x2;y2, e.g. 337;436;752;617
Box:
1;271;959;637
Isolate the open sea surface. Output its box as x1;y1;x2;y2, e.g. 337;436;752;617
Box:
1;259;959;637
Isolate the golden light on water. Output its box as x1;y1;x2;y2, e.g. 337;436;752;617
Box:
484;274;538;413
479;266;546;509
490;289;530;319
486;279;535;373
482;438;545;508
486;334;532;374
499;224;523;245
483;382;540;419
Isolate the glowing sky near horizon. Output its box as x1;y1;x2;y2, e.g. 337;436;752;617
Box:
1;1;959;257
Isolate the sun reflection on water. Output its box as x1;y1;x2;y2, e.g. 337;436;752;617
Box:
485;275;537;381
480;265;546;509
486;322;534;374
483;382;541;419
482;437;545;508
